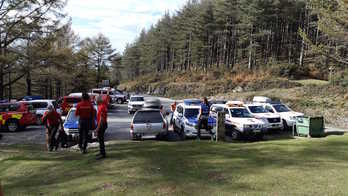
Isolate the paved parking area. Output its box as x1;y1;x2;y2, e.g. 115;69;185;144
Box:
0;97;346;145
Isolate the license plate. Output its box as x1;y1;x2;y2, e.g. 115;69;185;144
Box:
254;129;261;133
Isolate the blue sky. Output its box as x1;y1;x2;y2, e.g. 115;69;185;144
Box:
65;0;187;53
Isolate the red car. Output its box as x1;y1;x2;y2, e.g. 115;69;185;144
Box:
59;96;82;116
0;102;38;132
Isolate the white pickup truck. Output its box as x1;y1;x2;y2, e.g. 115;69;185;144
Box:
210;101;267;140
253;96;304;130
244;103;283;131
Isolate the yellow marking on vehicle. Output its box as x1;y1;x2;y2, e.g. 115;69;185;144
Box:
11;114;23;119
0;115;5;125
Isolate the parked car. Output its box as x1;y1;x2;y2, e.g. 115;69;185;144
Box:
21;95;44;101
91;88;127;104
130;99;167;140
63;106;97;142
224;101;267;140
210;104;226;119
253;96;304;130
128;95;145;114
110;90;127;104
173;99;216;139
25;100;58;125
59;96;82;116
0;102;37;132
244;103;283;131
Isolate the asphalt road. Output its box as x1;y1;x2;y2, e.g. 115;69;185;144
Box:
0;96;346;145
0;97;174;145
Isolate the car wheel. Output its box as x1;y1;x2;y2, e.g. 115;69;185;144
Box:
231;129;240;140
7;119;19;132
117;99;123;104
131;133;139;141
36;115;43;125
283;120;289;131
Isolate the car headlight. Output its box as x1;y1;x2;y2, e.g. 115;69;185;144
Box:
290;116;297;121
185;121;195;127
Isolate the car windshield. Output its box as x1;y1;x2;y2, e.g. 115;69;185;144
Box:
184;108;200;118
32;102;48;109
66;98;81;103
133;111;163;124
131;97;144;102
67;110;79;122
273;104;291;113
248;106;268;114
230;108;253;118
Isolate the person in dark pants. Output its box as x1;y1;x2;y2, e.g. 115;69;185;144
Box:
75;92;94;154
95;95;108;160
42;105;64;151
197;97;210;140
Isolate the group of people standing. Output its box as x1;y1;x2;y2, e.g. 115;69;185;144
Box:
42;92;108;160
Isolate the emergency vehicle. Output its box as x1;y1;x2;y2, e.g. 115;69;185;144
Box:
173;99;216;139
244;103;283;131
63;104;98;142
59;96;82;116
224;101;266;140
252;96;304;130
0;102;37;132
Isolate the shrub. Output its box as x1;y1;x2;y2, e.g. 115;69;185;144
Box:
269;63;309;79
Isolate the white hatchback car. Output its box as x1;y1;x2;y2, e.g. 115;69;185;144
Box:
130;109;168;140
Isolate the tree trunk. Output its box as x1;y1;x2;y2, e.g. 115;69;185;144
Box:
248;25;253;70
8;72;12;100
26;71;32;96
0;47;4;100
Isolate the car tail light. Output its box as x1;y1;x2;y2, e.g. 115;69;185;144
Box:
130;123;134;130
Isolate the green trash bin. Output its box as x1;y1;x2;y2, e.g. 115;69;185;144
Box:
296;116;325;137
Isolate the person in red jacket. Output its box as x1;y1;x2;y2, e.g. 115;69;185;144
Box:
95;95;108;160
75;92;95;154
42;105;64;151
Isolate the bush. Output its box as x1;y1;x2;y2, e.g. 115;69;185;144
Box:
269;63;309;79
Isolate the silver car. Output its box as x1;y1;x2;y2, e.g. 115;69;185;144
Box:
130;109;168;140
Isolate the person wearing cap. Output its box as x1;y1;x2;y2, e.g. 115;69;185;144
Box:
75;92;95;154
95;95;108;160
42;105;64;151
197;97;210;140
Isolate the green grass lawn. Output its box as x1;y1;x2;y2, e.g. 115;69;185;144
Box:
1;135;348;196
